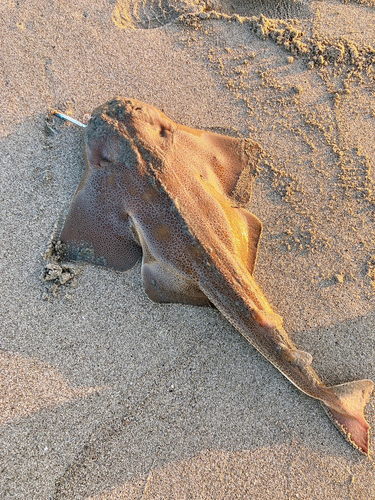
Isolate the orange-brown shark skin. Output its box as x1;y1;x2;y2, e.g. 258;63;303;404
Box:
59;98;374;455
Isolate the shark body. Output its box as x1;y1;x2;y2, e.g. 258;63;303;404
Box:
59;98;374;455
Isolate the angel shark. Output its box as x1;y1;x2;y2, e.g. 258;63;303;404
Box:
58;98;374;455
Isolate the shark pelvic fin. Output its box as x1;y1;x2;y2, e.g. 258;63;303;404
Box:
279;348;313;368
291;349;313;368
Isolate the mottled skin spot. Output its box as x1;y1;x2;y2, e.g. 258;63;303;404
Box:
59;98;373;455
141;185;158;202
152;224;171;242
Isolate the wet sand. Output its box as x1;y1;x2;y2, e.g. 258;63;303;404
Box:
1;1;375;498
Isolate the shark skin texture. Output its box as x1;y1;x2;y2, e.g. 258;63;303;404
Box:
59;98;374;455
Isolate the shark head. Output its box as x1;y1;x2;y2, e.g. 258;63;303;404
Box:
59;98;262;273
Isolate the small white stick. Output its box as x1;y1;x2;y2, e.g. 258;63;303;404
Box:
52;110;87;128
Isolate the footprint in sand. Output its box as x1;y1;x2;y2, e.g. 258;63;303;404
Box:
207;0;311;19
112;0;311;30
112;0;204;29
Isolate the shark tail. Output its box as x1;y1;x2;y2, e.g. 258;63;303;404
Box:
321;379;374;455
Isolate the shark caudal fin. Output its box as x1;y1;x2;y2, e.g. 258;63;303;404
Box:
321;379;374;455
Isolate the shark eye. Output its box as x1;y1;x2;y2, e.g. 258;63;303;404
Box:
99;159;112;168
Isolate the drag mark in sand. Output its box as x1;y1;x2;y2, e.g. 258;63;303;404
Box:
54;98;373;455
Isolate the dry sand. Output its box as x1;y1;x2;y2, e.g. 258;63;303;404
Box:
1;0;375;498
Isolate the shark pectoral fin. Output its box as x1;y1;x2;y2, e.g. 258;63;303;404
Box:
210;135;262;204
322;379;374;455
60;184;142;271
236;208;262;275
180;128;262;205
203;134;259;200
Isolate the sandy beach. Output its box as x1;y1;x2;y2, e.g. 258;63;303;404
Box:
1;0;375;498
